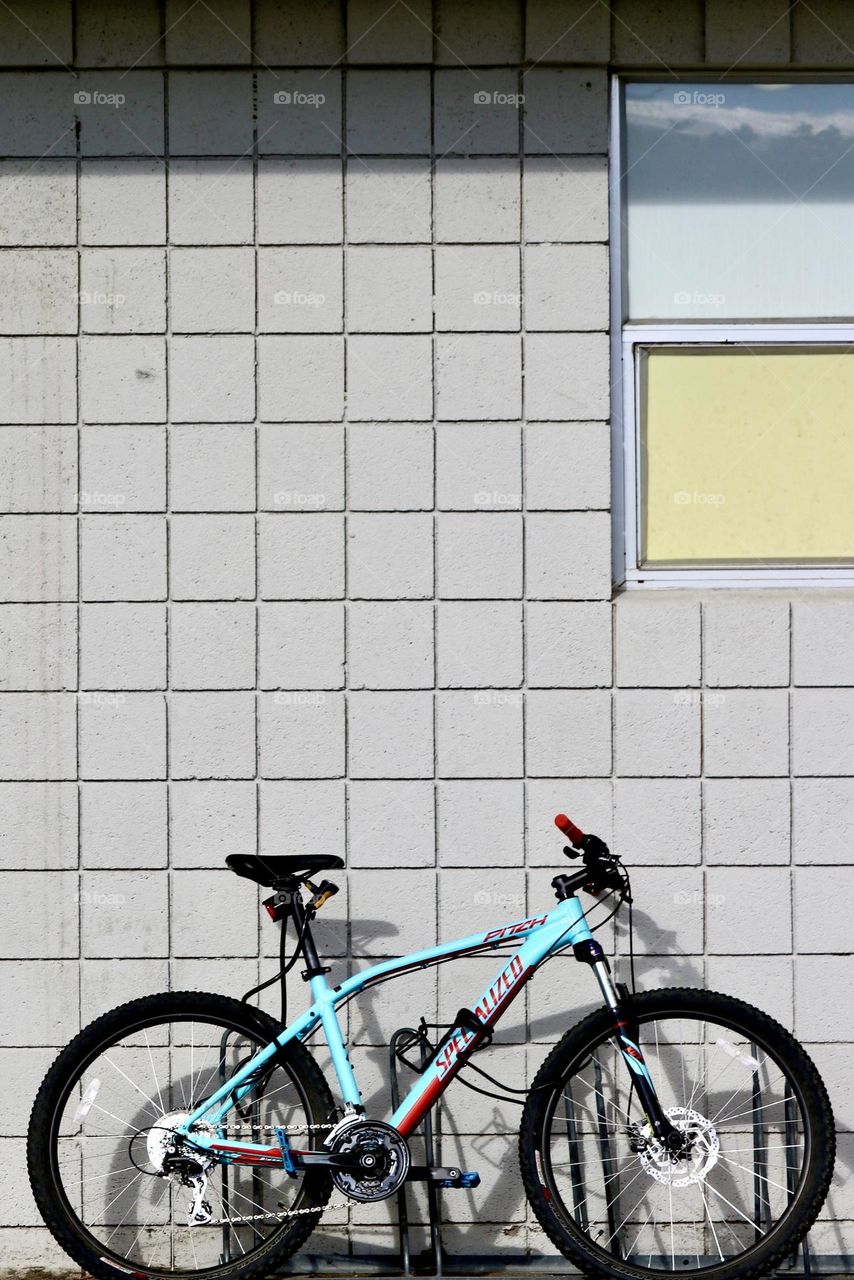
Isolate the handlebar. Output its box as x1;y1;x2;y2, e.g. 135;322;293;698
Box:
551;813;628;900
554;813;585;847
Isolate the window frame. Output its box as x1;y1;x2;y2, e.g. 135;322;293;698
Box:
610;74;854;589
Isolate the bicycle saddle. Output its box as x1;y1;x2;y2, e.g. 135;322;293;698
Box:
225;853;344;887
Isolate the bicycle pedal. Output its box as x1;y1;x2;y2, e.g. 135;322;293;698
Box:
434;1168;480;1189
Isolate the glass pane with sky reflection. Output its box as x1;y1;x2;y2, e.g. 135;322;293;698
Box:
625;82;854;320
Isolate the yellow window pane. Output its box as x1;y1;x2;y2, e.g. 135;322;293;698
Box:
641;347;854;565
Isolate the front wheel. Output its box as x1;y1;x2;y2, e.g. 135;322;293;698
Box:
519;987;834;1280
28;991;335;1280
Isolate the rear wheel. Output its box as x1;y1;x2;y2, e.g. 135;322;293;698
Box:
28;991;335;1280
519;988;834;1280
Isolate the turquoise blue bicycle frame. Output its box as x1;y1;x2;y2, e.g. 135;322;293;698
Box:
178;895;648;1166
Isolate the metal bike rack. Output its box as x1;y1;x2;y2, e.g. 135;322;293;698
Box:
388;1025;444;1277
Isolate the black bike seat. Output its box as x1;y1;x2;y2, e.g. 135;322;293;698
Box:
225;854;344;888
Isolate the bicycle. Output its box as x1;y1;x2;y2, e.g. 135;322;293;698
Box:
28;812;835;1280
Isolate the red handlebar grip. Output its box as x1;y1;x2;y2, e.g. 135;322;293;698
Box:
554;813;585;846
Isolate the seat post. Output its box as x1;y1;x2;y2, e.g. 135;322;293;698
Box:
288;887;328;979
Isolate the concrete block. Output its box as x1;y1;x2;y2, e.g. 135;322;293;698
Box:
259;513;345;599
435;159;520;243
525;0;611;62
523;69;607;153
81;956;169;1018
435;245;520;332
347;0;432;61
524;155;608;242
257;70;342;155
527;601;611;687
171;780;256;867
704;596;790;687
0;871;77;958
0;0;71;64
0;781;77;869
169;423;254;513
795;865;854;953
615;594;701;687
80;247;166;332
704;777;791;864
525;422;610;510
794;688;854;774
81;870;168;958
169;691;255;780
168;70;253;154
0;516;77;602
0;1048;55;1133
0;693;75;781
0;428;75;514
80;602;166;689
81;781;167;868
80;515;166;601
793;0;854;63
793;778;854;864
169;157;253;244
628;864;704;957
259;246;343;336
612;0;704;63
170;514;255;601
437;513;522;599
346;158;432;243
705;0;791;64
795;955;850;1039
0;960;79;1045
348;513;434;600
0;337;76;423
258;335;344;421
257;157;341;244
436;422;520;511
0;604;76;690
437;690;524;777
615;689;701;777
259;601;345;689
438;601;523;688
0;250;77;334
172;870;257;957
793;597;854;685
168;335;255;422
615;779;701;864
258;691;345;778
525;512;611;599
80;158;165;245
347;335;433;421
79;692;166;780
526;689;611;776
525;243;609;330
524;332;609;418
0;73;74;157
165;0;252;62
350;868;437;955
705;689;790;778
259;779;344;860
707;866;792;954
347;70;431;154
349;601;434;689
75;71;165;156
170;247;254;333
79;335;166;423
0;159;76;246
438;780;524;866
79;425;166;512
171;601;256;689
259;423;344;512
434;70;523;155
436;334;522;420
347;246;432;333
348;691;434;779
349;423;433;511
706;954;793;1029
436;0;523;62
254;0;344;63
76;0;162;67
348;779;435;867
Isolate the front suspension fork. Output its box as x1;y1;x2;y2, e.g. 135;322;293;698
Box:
573;939;682;1151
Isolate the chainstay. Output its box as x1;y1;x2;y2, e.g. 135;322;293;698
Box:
200;1121;344;1224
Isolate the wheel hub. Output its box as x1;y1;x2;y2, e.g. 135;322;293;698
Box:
636;1106;719;1187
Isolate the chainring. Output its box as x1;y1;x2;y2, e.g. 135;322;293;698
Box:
329;1120;410;1203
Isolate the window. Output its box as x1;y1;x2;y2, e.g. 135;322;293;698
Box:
613;79;854;586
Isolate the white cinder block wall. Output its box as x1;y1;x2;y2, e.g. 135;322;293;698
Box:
1;0;853;1267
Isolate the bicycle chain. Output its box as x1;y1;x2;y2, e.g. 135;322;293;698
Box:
193;1121;353;1226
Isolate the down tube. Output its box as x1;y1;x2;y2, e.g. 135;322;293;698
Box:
390;898;592;1137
